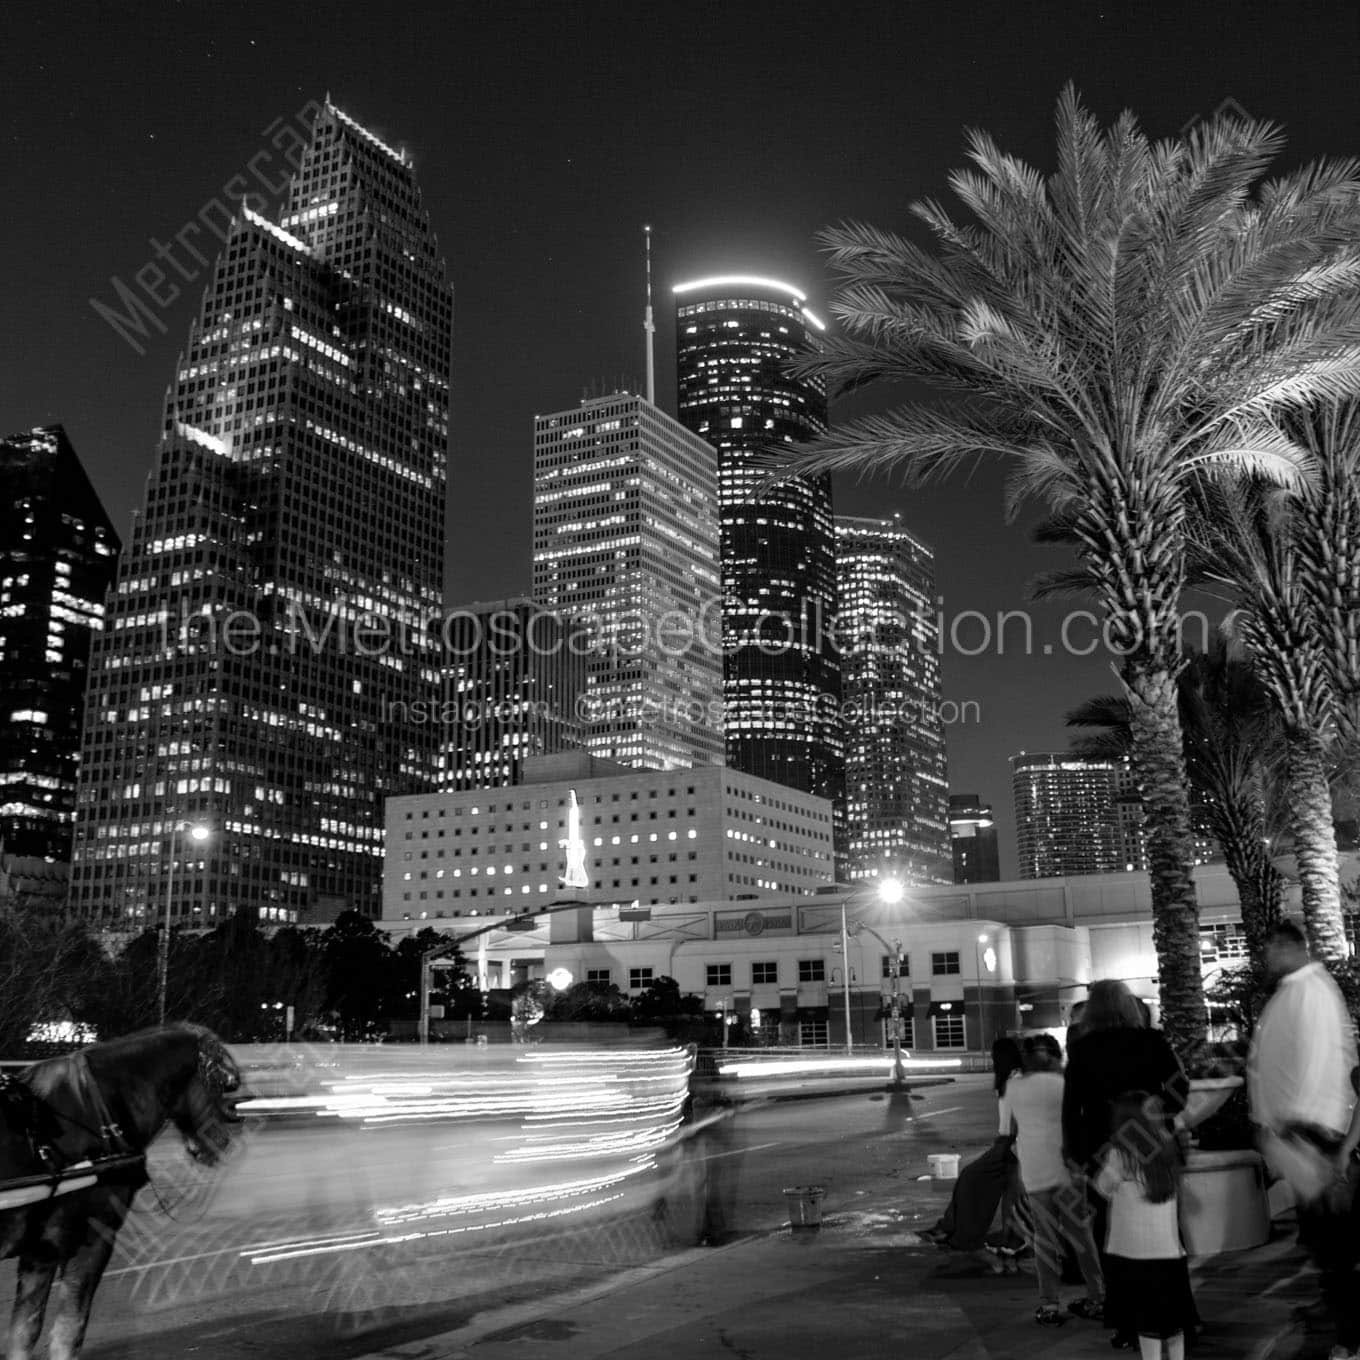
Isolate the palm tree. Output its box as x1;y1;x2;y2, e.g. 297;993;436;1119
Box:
1065;639;1287;962
770;88;1360;1050
1191;482;1349;962
1289;403;1360;749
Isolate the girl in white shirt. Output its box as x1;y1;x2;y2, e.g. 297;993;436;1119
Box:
1095;1092;1196;1360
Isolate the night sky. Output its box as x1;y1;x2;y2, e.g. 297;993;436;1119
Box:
5;0;1358;876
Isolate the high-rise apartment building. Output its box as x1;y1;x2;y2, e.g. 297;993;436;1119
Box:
70;102;451;926
673;276;842;812
1010;753;1125;879
835;514;949;884
441;598;585;789
1;427;120;886
949;793;1001;884
532;392;722;770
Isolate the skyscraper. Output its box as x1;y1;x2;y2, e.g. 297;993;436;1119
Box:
1;426;119;889
673;276;842;812
70;102;451;926
835;514;950;884
532;392;722;769
949;793;1000;884
1010;753;1124;879
441;598;585;789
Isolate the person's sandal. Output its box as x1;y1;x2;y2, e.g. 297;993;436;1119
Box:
1035;1306;1067;1327
1068;1298;1104;1321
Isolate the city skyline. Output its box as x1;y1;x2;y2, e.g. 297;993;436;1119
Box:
9;0;1358;874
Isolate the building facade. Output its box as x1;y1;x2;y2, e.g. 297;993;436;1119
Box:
950;793;1000;883
0;426;120;887
835;514;950;884
1011;752;1127;879
673;276;842;814
70;102;451;926
532;393;722;770
383;861;1306;1051
440;598;585;789
383;751;835;919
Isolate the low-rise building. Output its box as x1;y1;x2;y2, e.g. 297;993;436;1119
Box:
382;863;1311;1052
384;752;836;920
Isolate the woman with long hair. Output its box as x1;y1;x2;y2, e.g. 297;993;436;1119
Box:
1062;979;1193;1348
920;1035;1025;1268
1095;1093;1197;1359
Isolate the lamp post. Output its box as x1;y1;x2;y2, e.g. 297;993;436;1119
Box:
846;919;906;1091
839;901;853;1055
839;875;906;1064
159;820;211;1025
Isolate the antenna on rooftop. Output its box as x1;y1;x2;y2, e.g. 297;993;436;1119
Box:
643;225;656;405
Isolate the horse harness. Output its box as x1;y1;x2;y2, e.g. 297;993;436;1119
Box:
0;1056;142;1202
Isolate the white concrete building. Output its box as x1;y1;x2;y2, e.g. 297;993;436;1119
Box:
382;863;1313;1052
383;752;835;920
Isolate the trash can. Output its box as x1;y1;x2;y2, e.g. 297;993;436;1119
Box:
783;1185;826;1235
928;1153;960;1180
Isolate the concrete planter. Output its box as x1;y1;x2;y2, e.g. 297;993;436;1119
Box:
1180;1075;1242;1130
1179;1147;1270;1254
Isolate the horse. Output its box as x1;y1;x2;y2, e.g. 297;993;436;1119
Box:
0;1023;243;1360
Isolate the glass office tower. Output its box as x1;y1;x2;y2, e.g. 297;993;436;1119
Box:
70;102;451;925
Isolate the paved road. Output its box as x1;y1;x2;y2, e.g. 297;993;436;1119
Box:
0;1074;995;1358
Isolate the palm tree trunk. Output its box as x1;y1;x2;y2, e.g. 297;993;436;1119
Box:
1209;789;1284;963
1283;727;1348;964
1125;665;1206;1052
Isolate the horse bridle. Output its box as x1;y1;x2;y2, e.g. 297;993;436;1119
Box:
195;1033;243;1116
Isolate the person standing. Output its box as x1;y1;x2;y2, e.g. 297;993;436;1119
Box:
1062;978;1191;1349
1096;1092;1197;1360
1008;1034;1105;1326
1249;920;1359;1360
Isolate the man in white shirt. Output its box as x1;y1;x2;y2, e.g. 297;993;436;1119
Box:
1250;921;1357;1154
1249;920;1360;1360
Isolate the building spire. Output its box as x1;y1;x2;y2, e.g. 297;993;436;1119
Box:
643;225;655;405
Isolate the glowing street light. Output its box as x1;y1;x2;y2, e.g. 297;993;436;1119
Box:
158;820;211;1025
838;876;906;1065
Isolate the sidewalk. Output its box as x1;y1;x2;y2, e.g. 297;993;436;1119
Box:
359;1174;1326;1360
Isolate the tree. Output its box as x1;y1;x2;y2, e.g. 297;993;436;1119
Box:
629;976;704;1024
546;980;631;1023
319;910;397;1039
393;928;478;1022
0;902;110;1053
1067;638;1287;965
773;88;1360;1050
1190;482;1349;962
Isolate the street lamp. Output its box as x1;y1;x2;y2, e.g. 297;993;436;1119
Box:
159;820;211;1025
839;876;905;1061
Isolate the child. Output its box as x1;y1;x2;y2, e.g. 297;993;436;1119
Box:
1006;1034;1105;1326
1095;1091;1196;1360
